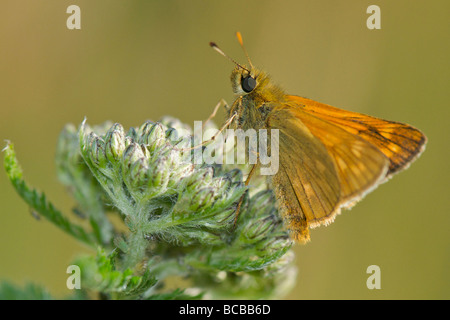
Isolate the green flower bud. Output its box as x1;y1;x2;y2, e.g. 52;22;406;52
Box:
238;191;281;243
189;187;215;212
159;116;192;134
123;143;145;169
165;127;179;142
124;136;134;149
256;234;291;256
93;137;108;167
181;166;214;193
242;215;277;242
146;156;170;195
105;123;125;163
127;127;138;141
139;122;166;152
224;168;243;184
129;158;149;189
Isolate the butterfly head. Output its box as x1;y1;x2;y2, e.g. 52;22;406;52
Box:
230;65;261;95
211;33;280;101
229;63;284;107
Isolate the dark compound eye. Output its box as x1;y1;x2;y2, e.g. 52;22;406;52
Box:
241;76;256;93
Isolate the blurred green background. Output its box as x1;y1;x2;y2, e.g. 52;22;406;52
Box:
1;1;449;299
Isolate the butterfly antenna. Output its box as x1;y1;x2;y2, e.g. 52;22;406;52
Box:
236;32;255;71
209;41;251;73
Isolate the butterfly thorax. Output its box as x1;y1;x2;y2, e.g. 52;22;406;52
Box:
229;66;286;131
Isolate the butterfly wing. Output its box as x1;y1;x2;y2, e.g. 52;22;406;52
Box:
267;95;415;242
267;108;342;242
281;99;391;209
287;96;427;177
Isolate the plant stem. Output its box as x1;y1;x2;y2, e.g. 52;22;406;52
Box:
122;229;148;270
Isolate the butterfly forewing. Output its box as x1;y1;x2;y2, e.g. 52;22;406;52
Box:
288;96;427;177
284;99;391;209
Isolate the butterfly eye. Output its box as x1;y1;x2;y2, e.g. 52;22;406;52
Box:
241;76;256;93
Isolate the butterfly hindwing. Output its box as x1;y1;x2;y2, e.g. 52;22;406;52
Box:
267;108;341;242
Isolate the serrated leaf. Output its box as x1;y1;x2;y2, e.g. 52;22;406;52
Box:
74;249;157;298
3;143;97;247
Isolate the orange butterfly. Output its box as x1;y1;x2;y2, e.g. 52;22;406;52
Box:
210;33;427;243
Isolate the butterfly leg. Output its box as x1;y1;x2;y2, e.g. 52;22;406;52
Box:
179;112;237;152
202;99;229;129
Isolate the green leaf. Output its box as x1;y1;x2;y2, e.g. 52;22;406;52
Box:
55;124;114;245
3;142;97;248
0;281;53;300
74;248;157;298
